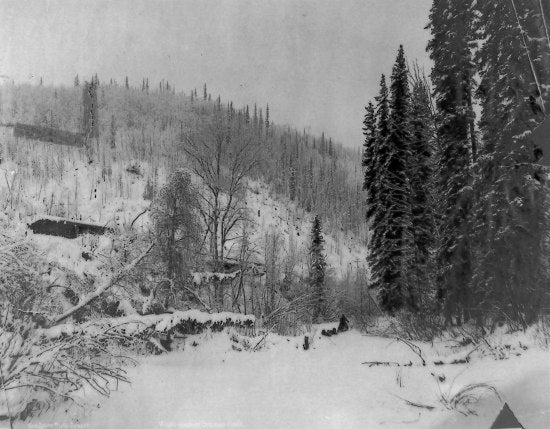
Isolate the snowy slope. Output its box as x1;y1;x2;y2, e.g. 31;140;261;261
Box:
0;130;365;285
245;179;367;280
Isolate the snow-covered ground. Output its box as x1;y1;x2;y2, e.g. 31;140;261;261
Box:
34;325;550;429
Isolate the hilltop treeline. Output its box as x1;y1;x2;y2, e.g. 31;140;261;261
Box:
0;78;366;240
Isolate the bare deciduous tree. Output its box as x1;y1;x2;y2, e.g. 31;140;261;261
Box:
183;113;259;308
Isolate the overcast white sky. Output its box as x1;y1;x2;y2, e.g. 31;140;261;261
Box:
0;0;432;148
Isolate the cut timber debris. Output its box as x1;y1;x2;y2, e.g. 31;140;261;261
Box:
362;361;402;367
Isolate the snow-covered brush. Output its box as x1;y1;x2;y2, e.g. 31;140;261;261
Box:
262;292;319;336
0;304;135;423
532;315;550;349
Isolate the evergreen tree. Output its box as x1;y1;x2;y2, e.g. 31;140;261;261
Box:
125;76;129;89
289;167;296;201
378;45;414;312
366;76;390;302
265;104;270;135
253;104;258;129
470;0;550;325
110;114;116;149
74;74;79;87
309;215;327;321
362;101;378;220
203;83;207;100
427;0;477;324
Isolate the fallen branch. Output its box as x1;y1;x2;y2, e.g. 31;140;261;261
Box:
391;393;436;411
130;208;149;229
182;284;211;312
253;323;278;351
396;337;426;366
52;243;154;325
361;361;402;367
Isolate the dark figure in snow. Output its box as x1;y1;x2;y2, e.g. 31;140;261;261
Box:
338;314;349;332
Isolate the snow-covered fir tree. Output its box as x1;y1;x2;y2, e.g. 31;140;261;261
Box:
362;101;378;220
309;215;327;321
379;46;414;312
470;0;550;326
366;76;390;299
427;0;477;324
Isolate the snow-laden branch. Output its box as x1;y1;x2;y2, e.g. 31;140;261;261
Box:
52;243;155;325
42;309;255;340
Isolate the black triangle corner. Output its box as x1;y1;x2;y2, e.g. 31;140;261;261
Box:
490;402;525;429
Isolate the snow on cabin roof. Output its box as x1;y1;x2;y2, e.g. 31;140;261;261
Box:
31;215;111;229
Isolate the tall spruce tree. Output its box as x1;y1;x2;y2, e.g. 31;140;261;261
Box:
309;215;327;321
265;104;270;134
379;45;414;312
289;167;296;201
362;102;378;220
470;0;550;325
366;76;390;300
427;0;476;324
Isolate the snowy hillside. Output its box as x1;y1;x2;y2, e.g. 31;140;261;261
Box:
0;129;364;290
245;179;367;280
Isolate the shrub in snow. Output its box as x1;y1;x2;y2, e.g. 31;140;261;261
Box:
0;305;134;422
125;163;142;176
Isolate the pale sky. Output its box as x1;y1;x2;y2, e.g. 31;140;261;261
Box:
0;0;433;148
